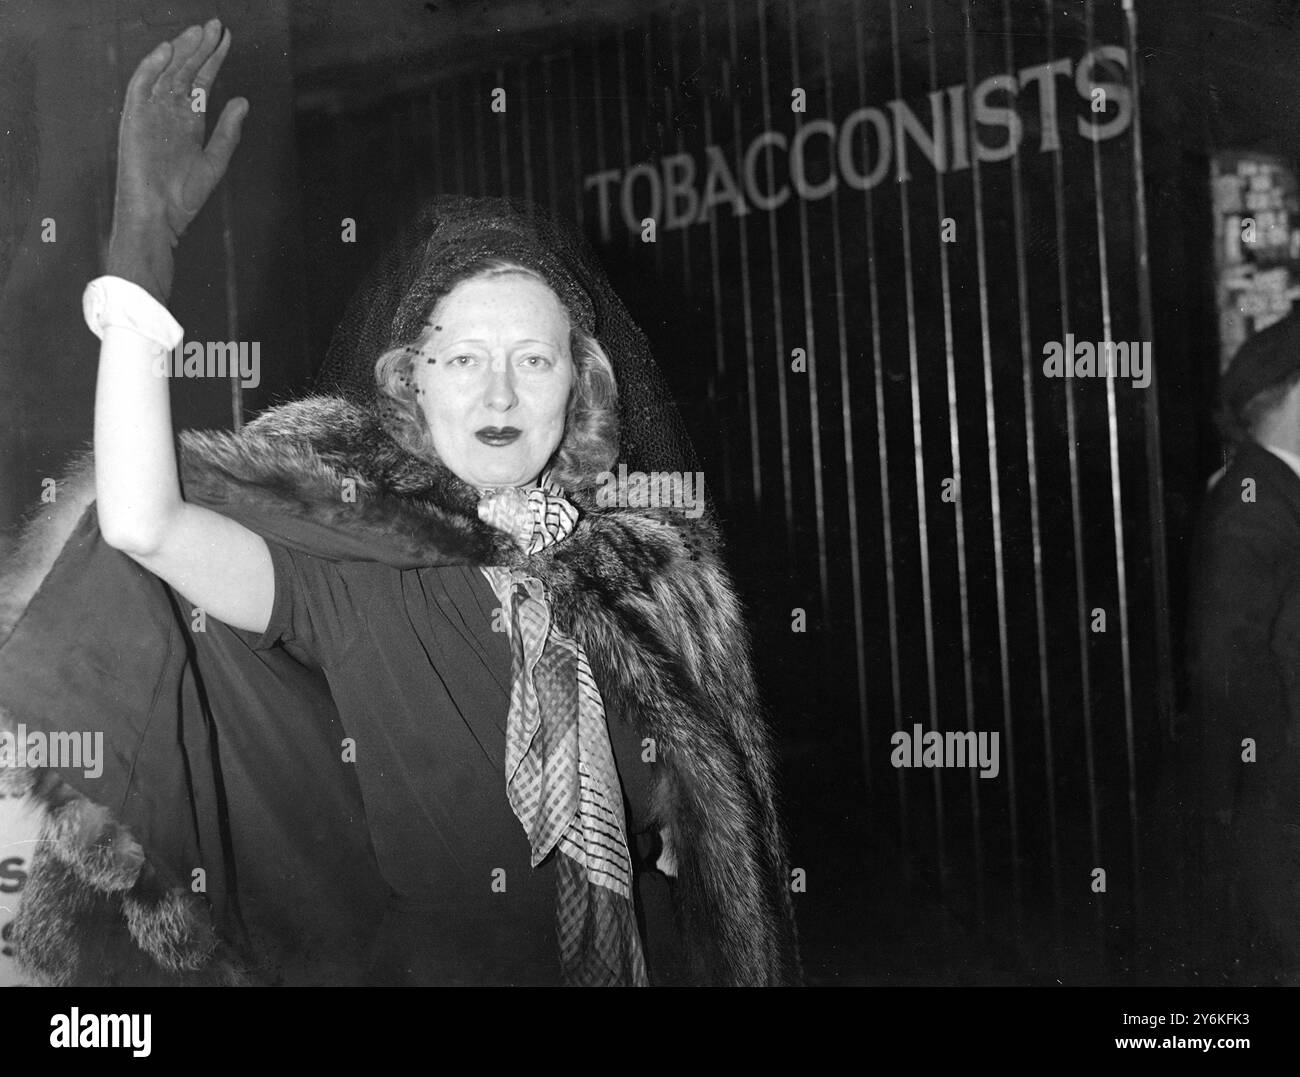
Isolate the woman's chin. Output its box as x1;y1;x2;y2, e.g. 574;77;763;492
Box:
454;462;541;490
439;440;556;490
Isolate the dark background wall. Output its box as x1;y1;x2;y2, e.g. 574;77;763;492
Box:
3;0;1298;985
0;0;309;531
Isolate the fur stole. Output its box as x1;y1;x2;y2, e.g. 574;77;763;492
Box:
0;395;800;986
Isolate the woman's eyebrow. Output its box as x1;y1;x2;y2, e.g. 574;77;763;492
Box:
433;337;560;348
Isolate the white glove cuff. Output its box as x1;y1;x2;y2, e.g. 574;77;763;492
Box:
82;275;184;351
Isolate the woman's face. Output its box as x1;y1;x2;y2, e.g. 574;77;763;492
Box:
414;273;574;490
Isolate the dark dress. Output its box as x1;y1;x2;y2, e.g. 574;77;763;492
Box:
248;540;685;985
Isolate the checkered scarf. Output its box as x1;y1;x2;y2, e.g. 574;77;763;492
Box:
478;479;648;987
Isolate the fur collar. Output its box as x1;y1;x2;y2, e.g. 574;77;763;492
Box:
1;395;800;986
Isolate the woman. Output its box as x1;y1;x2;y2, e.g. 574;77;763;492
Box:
0;21;798;986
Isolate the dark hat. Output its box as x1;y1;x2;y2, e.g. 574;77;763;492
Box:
314;193;699;479
1220;306;1300;420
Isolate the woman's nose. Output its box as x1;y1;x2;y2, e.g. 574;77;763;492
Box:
482;354;517;410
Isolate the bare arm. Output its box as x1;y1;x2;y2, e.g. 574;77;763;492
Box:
95;20;272;635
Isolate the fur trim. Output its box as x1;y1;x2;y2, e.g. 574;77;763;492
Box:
1;395;800;985
7;765;245;985
177;397;518;568
532;509;800;983
0;452;97;646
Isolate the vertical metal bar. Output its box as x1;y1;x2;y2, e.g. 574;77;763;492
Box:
520;59;534;207
617;27;633;181
669;7;689;286
496;64;511;196
590;30;608;229
644;17;664;276
220;183;242;431
1045;0;1104;948
98;25;119;273
542;56;558;216
756;0;796;553
567;49;583;227
1122;0;1174;742
430;87;443;195
451;79;467;195
927;0;982;926
393;92;404;160
727;0;763;508
826;0;870;794
1123;0;1171;967
1003;0;1061;963
472;72;488;195
1118;0;1170;957
699;1;735;507
387;103;403;247
962;0;1023;935
616;26;635;258
890;0;945;889
1084;0;1141;970
785;0;830;619
856;0;908;868
411;93;421;195
660;101;676;276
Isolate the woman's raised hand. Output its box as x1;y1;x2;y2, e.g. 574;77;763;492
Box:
108;19;248;301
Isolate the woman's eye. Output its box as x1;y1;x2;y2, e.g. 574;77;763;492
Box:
521;354;550;368
450;354;477;366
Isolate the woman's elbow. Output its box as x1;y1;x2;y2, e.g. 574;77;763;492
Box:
98;507;176;559
99;520;162;558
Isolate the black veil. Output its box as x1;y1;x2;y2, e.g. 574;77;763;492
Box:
313;193;701;481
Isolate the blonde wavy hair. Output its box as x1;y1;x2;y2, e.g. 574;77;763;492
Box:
374;259;619;490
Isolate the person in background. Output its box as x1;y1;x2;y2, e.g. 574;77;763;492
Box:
1188;308;1300;985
